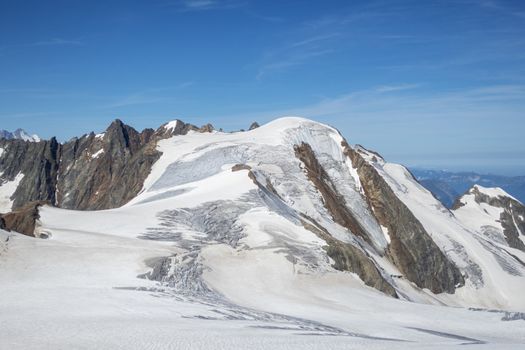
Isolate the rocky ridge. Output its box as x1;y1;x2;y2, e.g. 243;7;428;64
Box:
1;117;524;304
453;185;525;252
0;119;214;212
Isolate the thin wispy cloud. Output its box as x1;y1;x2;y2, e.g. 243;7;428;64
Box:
378;42;525;73
303;9;398;30
375;84;421;93
221;83;525;130
0;88;96;100
256;49;334;80
0;38;84;56
474;0;525;19
255;27;342;79
0;87;52;94
184;0;216;9
253;4;403;80
171;0;245;12
290;33;341;48
102;93;166;109
101;83;194;109
32;38;84;46
0;112;54;119
215;82;525;172
245;10;285;23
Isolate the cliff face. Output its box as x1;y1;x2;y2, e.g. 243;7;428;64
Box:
0;138;60;209
56;120;160;210
0;201;47;237
291;140;463;295
246;160;397;297
0;119;213;212
344;143;464;294
294;142;375;247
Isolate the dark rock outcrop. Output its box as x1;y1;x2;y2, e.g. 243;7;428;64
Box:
301;217;397;297
199;123;214;133
245;165;397;297
156;120;195;138
0;119;213;212
344;142;464;294
0;201;47;237
231;164;252;172
249;122;260;130
56;120;161;210
294;142;374;247
0;138;60;210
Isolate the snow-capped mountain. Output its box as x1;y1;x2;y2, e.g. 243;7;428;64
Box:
411;168;525;208
1;117;524;349
0;128;40;142
453;185;525;252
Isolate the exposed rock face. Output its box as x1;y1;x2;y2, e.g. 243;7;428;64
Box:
231;164;252;172
199;123;215;133
293;142;374;247
0;138;60;210
249;122;260;130
291;141;466;295
301;217;397;297
453;186;525;252
0;119;212;212
344;143;464;294
0;201;47;237
245;163;397;297
56;120;161;210
157;119;198;138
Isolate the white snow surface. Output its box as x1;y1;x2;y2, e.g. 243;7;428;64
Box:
453;184;525;254
1;117;525;349
163;119;179;131
453;186;506;241
91;148;104;159
473;184;521;203
0;173;24;212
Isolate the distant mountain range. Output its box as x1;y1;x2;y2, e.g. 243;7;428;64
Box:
0;129;40;142
410;168;525;207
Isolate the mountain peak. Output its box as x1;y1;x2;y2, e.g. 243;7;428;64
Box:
470;184;519;202
0;128;40;142
162;120;182;132
453;184;525;251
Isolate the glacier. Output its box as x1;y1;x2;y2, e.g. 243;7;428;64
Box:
0;117;524;349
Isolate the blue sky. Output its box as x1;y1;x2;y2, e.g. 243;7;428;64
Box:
1;0;524;174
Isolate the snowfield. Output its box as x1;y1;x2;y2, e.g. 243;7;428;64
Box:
1;117;524;349
0;173;24;213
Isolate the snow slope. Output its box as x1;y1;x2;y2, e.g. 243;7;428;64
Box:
359;149;525;310
0;173;24;212
1;117;524;349
453;185;509;238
